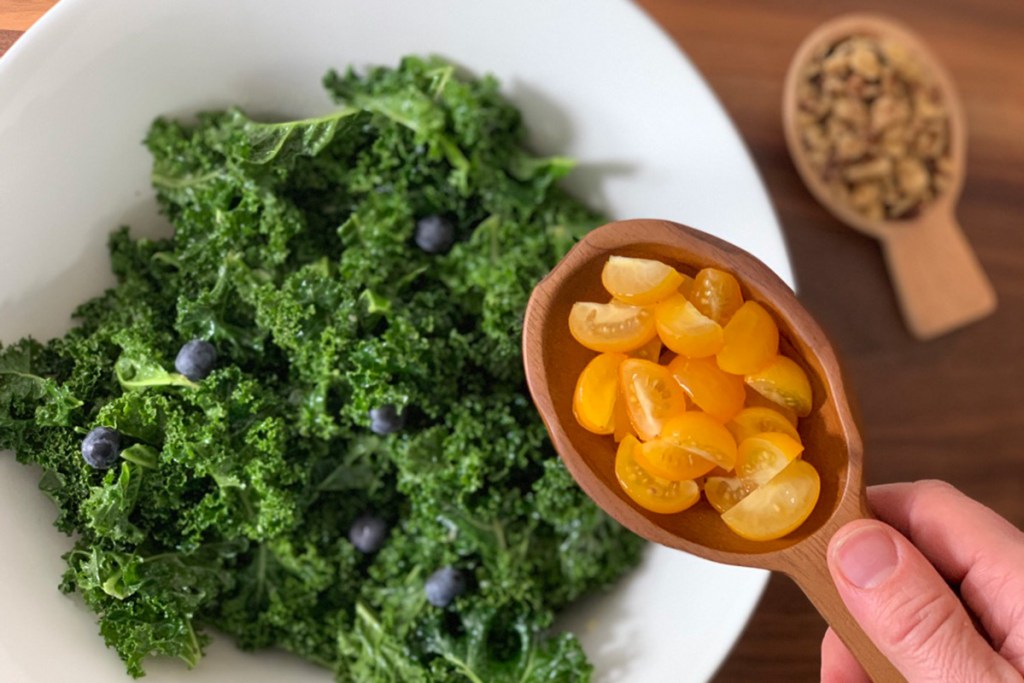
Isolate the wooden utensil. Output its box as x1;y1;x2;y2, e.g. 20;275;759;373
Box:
782;13;995;340
523;218;902;682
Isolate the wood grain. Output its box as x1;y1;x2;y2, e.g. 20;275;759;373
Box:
631;1;1024;681
0;0;56;33
3;1;1024;681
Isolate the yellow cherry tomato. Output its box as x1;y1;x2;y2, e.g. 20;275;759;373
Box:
717;301;779;375
691;268;744;326
658;412;737;471
615;435;700;514
654;294;724;358
735;433;804;487
635;437;717;481
613;383;637;442
721;459;821;541
602;256;685;306
569;300;657;353
704;476;756;514
619;359;688;441
678;273;696;301
629;335;664;363
668;355;745;423
572;352;627;435
726;407;801;444
743;386;799;426
745;355;813;417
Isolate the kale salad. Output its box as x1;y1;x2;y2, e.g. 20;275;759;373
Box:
0;57;644;680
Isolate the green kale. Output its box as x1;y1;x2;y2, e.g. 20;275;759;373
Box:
0;55;643;680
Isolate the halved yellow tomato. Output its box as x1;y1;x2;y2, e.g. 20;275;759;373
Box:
668;355;745;423
717;301;779;375
613;383;637;442
619;359;687;441
691;268;744;326
735;432;804;486
745;355;813;417
572;352;627;435
721;459;821;541
726;407;801;444
678;273;696;301
658;412;737;471
743;387;799;426
654;294;724;358
635;437;717;481
615;435;700;514
629;335;663;363
569;300;657;353
602;256;684;305
704;476;756;514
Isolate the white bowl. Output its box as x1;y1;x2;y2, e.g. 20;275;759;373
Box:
0;1;788;680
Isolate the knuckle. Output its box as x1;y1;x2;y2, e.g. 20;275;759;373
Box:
880;585;965;660
911;478;959;502
904;480;963;533
979;573;1024;662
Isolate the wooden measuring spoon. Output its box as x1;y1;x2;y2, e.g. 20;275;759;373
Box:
782;14;995;340
523;218;902;682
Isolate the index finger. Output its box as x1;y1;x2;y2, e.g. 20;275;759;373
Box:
868;480;1024;670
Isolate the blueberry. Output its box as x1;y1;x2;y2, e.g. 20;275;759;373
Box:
425;566;466;608
348;515;388;554
81;427;121;469
369;405;404;435
414;215;455;254
175;339;217;381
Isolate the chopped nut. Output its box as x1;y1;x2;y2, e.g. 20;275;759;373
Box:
832;97;869;126
870;95;911;132
823;50;850;76
896;158;929;197
887;195;920;218
850;181;882;209
882;137;908;160
849;42;882;80
845;157;892;182
823;73;847;95
794;33;951;222
801;123;828;152
835;133;868;161
913;128;946;159
914;90;945;121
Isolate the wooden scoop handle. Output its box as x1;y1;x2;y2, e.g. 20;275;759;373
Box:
881;212;996;340
781;498;905;682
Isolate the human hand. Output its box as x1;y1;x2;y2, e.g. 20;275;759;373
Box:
820;480;1024;682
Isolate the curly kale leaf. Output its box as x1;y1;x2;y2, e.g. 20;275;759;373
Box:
61;543;239;677
428;608;592;683
0;340;82;429
4;55;641;681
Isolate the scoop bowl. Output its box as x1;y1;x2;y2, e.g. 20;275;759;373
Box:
523;219;901;681
782;13;995;340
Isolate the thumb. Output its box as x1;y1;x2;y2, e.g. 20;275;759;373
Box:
827;520;1018;683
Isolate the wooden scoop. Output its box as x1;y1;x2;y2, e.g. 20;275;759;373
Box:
523;218;902;682
782;14;995;340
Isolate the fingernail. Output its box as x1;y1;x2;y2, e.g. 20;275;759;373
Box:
834;526;898;589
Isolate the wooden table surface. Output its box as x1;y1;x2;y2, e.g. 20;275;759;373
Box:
3;1;1023;680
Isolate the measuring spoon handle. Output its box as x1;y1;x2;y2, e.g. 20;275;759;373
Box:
881;211;996;340
781;496;906;682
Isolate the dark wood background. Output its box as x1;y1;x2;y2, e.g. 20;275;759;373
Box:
4;1;1023;680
